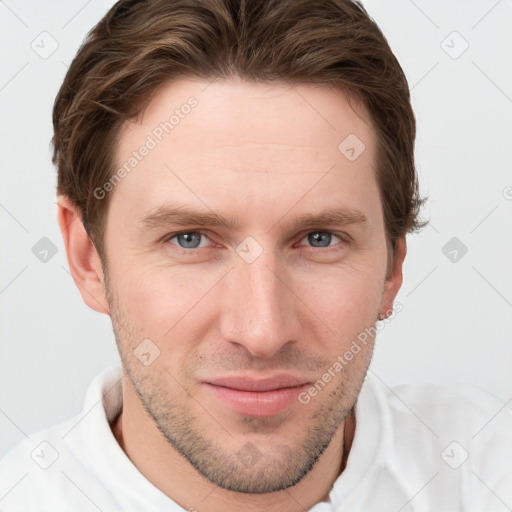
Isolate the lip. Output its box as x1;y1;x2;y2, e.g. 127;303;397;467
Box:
205;374;309;392
203;374;310;417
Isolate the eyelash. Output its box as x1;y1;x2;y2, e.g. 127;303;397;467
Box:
163;229;350;256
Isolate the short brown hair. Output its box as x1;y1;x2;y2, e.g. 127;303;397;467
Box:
52;0;427;262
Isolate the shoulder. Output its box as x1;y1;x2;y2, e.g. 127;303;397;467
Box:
374;379;511;433
360;377;512;507
363;377;512;450
0;416;80;510
0;366;124;510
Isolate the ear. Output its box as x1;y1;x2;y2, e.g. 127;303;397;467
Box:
57;195;109;315
379;236;406;319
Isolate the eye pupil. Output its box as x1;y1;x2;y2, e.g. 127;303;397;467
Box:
177;232;202;249
308;232;331;248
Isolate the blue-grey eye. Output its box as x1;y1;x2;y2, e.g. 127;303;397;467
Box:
172;232;204;249
306;232;337;248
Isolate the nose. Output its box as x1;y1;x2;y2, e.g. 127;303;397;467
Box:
219;251;299;359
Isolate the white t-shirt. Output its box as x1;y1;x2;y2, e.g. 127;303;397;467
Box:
1;366;511;511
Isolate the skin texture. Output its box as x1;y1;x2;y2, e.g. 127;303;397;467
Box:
58;78;406;512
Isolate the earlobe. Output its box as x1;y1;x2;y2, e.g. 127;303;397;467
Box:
57;195;109;315
379;237;406;319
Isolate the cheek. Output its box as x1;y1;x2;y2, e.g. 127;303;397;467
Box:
109;242;386;347
293;262;384;335
109;262;198;334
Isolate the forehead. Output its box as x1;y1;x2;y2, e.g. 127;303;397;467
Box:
111;78;378;226
120;78;374;154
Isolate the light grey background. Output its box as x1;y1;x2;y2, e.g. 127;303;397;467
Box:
1;0;511;458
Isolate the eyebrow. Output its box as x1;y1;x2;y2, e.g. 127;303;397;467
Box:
139;204;367;232
139;205;241;231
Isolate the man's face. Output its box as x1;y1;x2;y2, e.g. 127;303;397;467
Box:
101;79;400;493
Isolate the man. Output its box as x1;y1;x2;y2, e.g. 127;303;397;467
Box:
1;0;511;510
